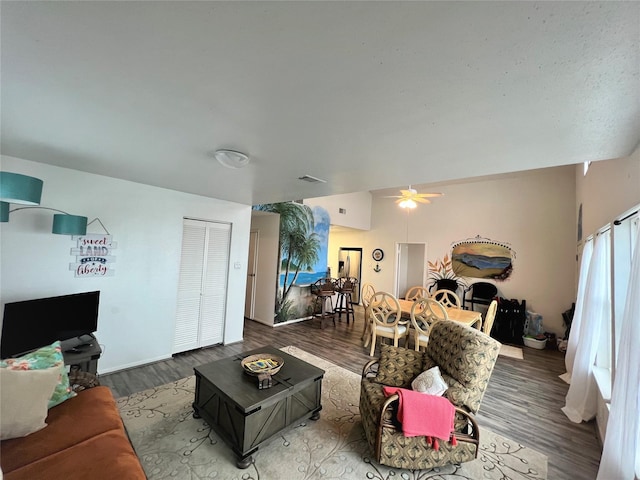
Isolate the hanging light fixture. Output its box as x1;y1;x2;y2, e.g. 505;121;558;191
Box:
0;172;44;205
52;213;88;235
0;202;9;222
398;198;417;209
1;206;88;235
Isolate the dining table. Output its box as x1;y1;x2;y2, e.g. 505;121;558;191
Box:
398;298;483;329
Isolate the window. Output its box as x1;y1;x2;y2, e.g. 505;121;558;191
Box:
611;210;640;367
590;206;640;426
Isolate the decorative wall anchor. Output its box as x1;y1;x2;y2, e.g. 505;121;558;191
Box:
372;248;383;272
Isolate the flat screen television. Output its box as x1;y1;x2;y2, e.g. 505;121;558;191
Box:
1;291;100;358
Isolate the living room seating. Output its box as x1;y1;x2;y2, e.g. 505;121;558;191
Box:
359;321;500;470
0;342;145;480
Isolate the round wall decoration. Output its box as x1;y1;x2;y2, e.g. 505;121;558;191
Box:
372;248;384;261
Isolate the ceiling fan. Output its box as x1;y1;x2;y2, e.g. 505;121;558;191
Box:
384;186;444;209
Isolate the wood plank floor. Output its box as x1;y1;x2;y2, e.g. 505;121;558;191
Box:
101;306;601;479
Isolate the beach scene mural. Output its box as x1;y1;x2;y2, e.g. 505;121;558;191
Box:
253;202;330;323
451;236;515;281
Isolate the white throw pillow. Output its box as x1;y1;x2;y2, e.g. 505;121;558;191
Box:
411;366;448;396
0;366;60;440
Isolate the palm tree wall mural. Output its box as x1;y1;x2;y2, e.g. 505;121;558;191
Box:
253;202;329;323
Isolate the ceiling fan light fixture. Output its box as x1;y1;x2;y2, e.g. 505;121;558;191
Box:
214;149;250;169
399;199;417;209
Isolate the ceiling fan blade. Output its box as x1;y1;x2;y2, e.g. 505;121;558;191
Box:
414;197;431;204
415;192;443;198
399;189;415;196
383;195;402;199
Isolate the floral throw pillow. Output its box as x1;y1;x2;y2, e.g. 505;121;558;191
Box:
411;366;449;396
0;341;76;408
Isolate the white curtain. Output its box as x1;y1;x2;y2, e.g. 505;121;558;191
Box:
562;231;611;423
597;223;640;479
564;239;594;378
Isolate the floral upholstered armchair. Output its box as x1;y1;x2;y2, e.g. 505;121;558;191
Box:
359;320;500;470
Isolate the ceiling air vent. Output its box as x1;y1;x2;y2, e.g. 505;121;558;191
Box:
298;175;326;184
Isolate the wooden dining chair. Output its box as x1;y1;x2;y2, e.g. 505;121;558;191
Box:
368;291;407;356
404;285;429;301
410;298;449;351
360;283;376;345
483;299;498;336
431;288;462;309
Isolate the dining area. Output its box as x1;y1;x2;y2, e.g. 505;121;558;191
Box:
361;284;498;356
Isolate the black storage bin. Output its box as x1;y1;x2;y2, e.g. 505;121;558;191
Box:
493;297;526;345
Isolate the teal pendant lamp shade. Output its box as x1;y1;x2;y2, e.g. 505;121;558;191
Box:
0;202;8;222
52;214;87;235
0;172;44;205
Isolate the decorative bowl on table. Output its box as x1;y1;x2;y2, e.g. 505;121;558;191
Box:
241;354;284;375
241;354;284;389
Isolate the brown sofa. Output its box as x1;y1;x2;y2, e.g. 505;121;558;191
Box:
1;379;146;480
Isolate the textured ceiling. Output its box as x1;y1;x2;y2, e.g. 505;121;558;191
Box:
2;1;639;205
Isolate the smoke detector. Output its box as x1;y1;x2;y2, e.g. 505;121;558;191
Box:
214;150;250;169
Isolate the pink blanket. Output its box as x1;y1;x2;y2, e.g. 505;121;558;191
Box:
383;386;457;450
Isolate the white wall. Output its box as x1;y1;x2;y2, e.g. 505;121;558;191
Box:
305;191;372;230
0;156;251;373
328;166;577;336
249;211;279;326
576;150;640;239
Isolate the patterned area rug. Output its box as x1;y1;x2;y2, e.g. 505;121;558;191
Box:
117;346;547;480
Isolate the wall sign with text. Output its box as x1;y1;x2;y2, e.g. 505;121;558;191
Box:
69;234;117;277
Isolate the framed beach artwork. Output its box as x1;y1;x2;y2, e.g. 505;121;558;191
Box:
451;236;515;281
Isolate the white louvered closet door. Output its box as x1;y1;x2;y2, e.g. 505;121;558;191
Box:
173;219;231;354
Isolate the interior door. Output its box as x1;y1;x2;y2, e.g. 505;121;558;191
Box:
173;219;230;354
199;222;231;346
244;230;258;319
394;242;427;298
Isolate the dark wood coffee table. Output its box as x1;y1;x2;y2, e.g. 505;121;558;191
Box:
192;345;325;468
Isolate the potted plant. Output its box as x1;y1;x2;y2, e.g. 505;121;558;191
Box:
427;254;468;293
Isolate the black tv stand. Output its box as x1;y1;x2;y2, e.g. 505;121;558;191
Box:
61;334;101;374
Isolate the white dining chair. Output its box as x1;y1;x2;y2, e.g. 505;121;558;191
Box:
405;285;430;301
483;299;498;336
410;298;449;351
431;288;462;309
368;291;407;356
360;283;376;346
